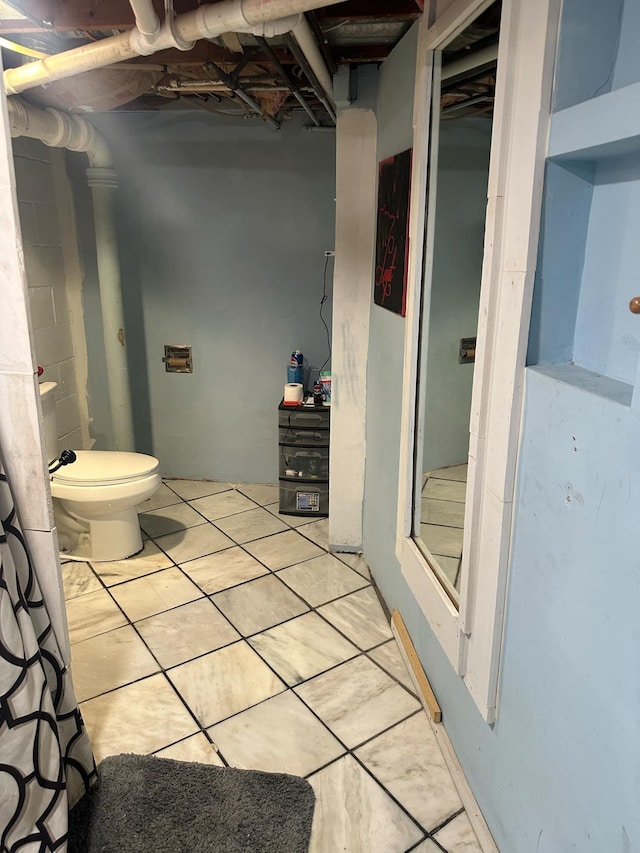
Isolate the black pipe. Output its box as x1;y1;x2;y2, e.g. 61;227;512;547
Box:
254;36;320;127
206;61;280;130
284;33;336;124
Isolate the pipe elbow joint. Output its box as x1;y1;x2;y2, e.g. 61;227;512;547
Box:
6;97;27;133
129;28;160;56
246;13;301;38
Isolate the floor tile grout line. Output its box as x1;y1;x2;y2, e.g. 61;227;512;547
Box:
184;644;420;774
141;490;263;536
72;591;396;706
79;651;438;838
67;482;467;846
272;571;371;612
295;706;452;839
151;728;231;769
363;646;420;698
427;805;465;836
290;677;422;766
76;537;376;653
69;525;388;693
161;516;374;614
162;479;233;501
349;749;436;838
303;748;431;839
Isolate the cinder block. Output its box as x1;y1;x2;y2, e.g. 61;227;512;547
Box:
52;284;70;326
38;363;59;386
34;203;61;247
24;245;65;289
28;286;56;330
34;323;74;367
14;156;55;204
12;136;52;163
58;426;83;455
55;393;81;438
57;358;78;397
18;201;38;246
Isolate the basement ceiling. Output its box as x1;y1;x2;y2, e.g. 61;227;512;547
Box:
0;0;499;125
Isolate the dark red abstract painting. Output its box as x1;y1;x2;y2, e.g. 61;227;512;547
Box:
374;148;412;317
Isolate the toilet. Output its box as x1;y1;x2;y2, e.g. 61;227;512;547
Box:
39;382;161;562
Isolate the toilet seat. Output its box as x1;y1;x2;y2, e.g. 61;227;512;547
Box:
51;450;159;487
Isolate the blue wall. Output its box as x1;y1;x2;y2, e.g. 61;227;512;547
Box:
527;160;594;367
78;112;335;481
363;15;640;852
552;0;623;112
612;0;640;90
573;155;640;384
363;22;416;605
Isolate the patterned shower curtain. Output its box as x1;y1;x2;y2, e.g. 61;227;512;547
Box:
0;458;95;852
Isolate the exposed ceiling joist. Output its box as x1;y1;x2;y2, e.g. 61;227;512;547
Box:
0;0;498;121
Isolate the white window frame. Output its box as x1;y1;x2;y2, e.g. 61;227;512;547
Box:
396;0;561;722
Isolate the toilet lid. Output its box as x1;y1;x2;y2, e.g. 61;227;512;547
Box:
51;451;159;487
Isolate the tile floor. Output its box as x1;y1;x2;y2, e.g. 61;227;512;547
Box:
419;465;468;596
62;478;482;853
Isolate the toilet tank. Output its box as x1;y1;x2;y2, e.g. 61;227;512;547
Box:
39;381;59;464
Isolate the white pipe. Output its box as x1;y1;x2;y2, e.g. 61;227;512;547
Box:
7;98;111;166
4;0;343;95
8;99;135;450
129;0;161;38
292;16;334;102
441;44;499;82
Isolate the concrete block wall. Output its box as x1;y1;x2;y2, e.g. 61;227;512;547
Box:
13;137;87;454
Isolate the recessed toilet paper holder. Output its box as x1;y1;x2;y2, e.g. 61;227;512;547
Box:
459;337;476;365
163;345;193;373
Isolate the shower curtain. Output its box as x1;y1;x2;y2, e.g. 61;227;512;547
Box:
0;457;95;851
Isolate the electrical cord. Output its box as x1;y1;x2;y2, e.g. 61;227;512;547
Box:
48;449;77;474
317;253;333;379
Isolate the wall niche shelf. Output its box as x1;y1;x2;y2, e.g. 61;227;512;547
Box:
528;0;640;401
531;365;633;409
549;82;640;163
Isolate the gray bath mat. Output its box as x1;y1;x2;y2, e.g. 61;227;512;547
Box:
68;753;316;853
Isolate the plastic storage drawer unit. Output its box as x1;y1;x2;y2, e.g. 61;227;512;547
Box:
278;399;329;517
279;480;329;516
279;446;329;480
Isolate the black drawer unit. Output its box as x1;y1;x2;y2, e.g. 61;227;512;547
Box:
278;400;330;517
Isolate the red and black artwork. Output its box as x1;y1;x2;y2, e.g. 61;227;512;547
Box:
374;148;412;317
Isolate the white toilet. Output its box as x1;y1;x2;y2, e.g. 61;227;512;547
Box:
39;382;161;562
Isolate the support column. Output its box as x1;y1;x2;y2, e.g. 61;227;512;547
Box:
328;100;378;550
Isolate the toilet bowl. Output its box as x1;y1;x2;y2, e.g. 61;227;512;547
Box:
39;382;161;561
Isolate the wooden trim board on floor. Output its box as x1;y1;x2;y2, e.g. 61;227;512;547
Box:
391;609;499;853
392;609;442;722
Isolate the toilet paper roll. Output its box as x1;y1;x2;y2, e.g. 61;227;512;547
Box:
166;357;187;370
284;383;304;404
